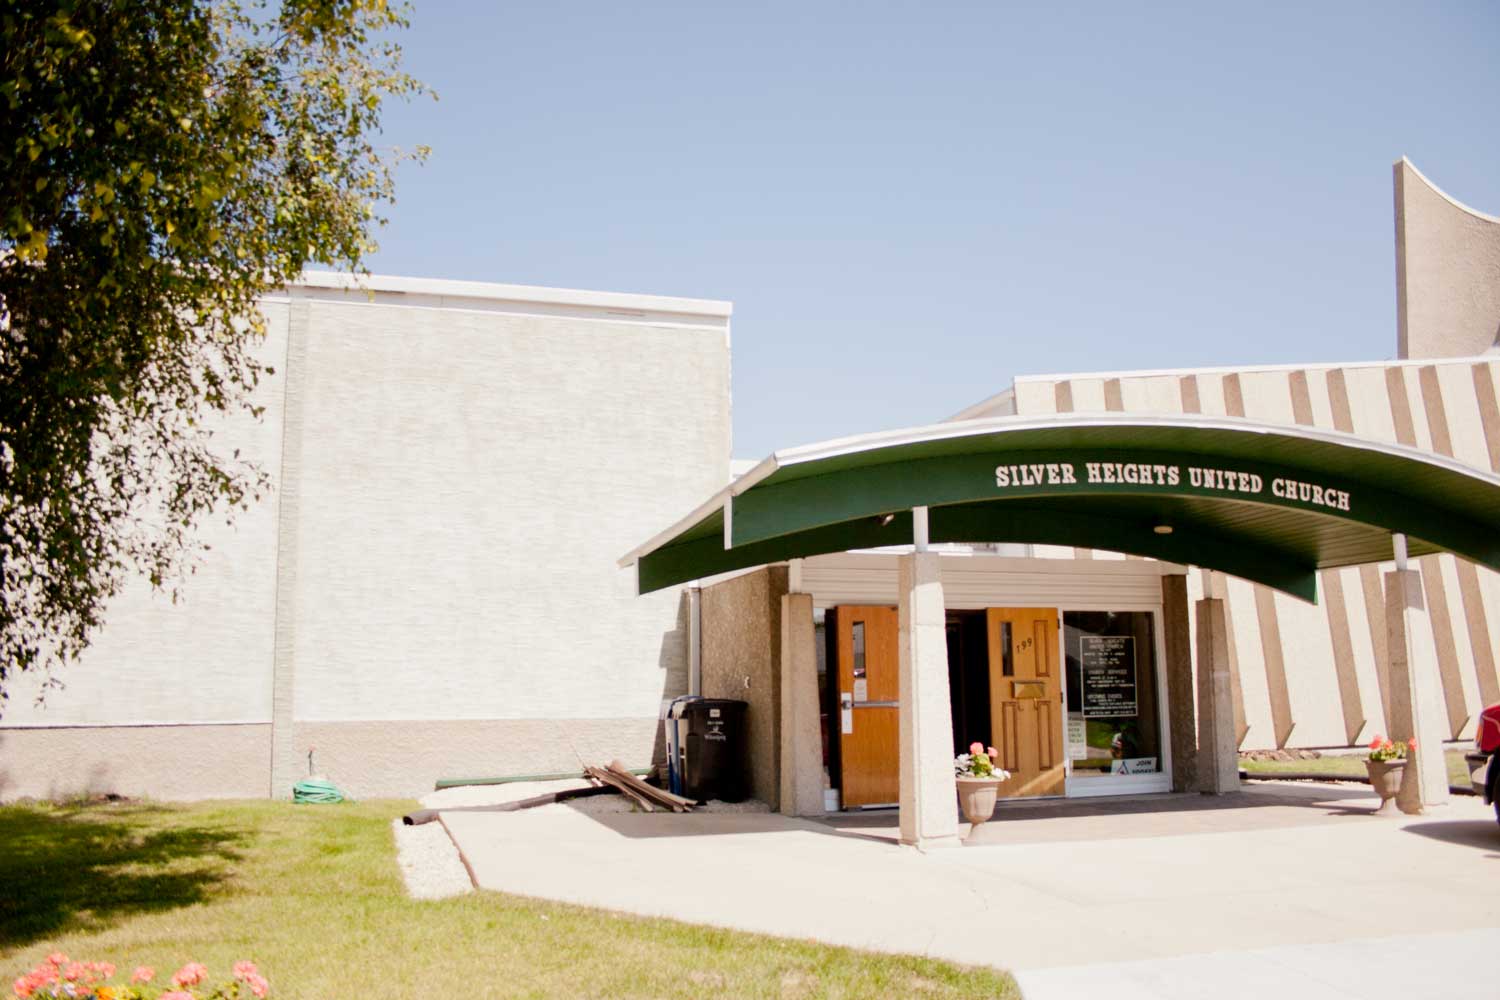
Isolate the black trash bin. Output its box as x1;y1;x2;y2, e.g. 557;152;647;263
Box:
676;698;748;803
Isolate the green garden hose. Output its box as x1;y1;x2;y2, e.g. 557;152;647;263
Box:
292;777;348;804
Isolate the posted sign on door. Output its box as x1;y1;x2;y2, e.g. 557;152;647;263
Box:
1079;636;1137;718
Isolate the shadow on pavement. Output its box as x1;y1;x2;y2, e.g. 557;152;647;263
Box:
1401;819;1500;858
552;782;1436;848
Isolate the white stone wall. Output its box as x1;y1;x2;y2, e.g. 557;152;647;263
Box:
2;303;291;727
1;277;731;800
285;291;727;723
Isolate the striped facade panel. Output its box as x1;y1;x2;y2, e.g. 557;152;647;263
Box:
1016;381;1076;561
1013;358;1500;749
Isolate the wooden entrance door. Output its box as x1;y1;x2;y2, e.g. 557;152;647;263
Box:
831;605;900;807
986;607;1065;798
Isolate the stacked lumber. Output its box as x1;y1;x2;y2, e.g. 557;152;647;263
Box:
583;759;699;813
401;761;697;825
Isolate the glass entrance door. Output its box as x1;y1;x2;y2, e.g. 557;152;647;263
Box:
1062;610;1167;793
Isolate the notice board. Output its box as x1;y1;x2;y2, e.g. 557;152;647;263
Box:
1079;635;1137;718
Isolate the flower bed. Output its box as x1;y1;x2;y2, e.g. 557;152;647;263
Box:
13;955;267;1000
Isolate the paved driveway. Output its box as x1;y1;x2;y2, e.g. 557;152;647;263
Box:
440;782;1500;998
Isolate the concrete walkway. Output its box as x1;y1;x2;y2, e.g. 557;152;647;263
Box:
441;782;1500;998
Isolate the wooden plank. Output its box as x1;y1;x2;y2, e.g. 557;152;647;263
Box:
586;766;656;812
607;760;697;810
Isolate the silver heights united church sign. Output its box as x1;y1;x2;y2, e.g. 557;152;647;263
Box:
994;459;1353;513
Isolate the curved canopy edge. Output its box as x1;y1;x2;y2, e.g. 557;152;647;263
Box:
623;414;1500;602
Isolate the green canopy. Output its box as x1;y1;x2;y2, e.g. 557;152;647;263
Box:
620;414;1500;602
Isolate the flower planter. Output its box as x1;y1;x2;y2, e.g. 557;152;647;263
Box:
1365;758;1406;815
956;776;1006;831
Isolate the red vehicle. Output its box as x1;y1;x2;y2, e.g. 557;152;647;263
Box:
1468;702;1500;828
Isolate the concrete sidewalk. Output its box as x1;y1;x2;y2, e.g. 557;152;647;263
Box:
1014;928;1499;1000
441;782;1500;998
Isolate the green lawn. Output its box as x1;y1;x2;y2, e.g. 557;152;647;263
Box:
0;799;1016;1000
1240;749;1474;788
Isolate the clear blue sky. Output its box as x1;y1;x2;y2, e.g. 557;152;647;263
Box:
368;2;1500;459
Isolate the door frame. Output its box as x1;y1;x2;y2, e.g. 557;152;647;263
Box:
985;606;1067;799
826;605;902;809
814;570;1176;805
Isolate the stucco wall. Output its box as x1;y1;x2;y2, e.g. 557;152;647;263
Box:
0;725;271;801
1395;159;1500;360
700;566;789;807
0;718;665;802
1161;574;1196;792
293;717;662;799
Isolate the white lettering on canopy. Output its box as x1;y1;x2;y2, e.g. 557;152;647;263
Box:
992;459;1352;512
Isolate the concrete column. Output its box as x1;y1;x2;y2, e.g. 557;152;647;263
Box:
779;592;824;817
269;298;311;799
1162;575;1196;793
1384;569;1449;813
897;552;961;850
1194;598;1240;794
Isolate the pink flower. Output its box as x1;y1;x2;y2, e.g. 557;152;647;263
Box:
1408;738;1418;749
987;746;998;759
44;955;66;968
61;963;85;982
15;965;59;998
160;992;197;1000
1368;736;1383;749
96;963;115;980
969;741;984;755
246;972;269;998
172;963;208;987
14;966;59;998
131;966;155;984
233;962;259;980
